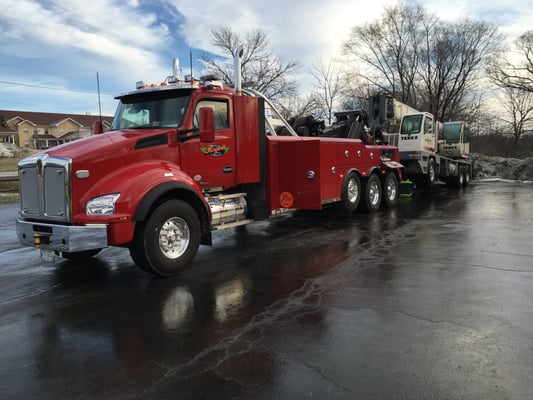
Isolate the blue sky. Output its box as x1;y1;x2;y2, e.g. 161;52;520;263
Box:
1;0;531;116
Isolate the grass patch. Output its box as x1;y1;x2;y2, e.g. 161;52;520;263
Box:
0;193;19;204
0;155;25;203
0;157;22;172
0;149;34;172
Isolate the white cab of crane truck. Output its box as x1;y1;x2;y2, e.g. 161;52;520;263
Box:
398;112;471;188
367;93;471;189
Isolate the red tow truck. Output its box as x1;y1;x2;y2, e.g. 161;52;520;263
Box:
16;51;403;276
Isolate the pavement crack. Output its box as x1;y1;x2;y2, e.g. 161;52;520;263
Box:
299;358;352;394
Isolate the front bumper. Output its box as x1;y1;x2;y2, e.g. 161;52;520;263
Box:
16;218;108;253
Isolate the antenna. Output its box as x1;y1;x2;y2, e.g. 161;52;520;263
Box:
190;51;193;89
96;71;102;124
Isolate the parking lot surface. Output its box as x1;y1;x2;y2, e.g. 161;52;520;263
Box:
0;182;532;399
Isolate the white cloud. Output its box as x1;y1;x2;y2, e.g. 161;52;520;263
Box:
170;0;397;65
1;0;531;115
0;0;171;87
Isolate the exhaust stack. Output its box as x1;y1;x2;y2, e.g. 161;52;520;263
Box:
234;47;244;95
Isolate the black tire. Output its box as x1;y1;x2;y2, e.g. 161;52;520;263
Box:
130;200;201;277
451;165;464;188
62;249;102;260
463;165;470;186
339;171;361;212
360;173;382;213
382;171;399;209
426;158;436;188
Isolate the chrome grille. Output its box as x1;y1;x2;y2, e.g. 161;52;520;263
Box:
19;156;71;222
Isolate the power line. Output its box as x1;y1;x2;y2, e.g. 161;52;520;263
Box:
0;80;114;96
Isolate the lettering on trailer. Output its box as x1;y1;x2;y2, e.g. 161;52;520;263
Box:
401;135;419;141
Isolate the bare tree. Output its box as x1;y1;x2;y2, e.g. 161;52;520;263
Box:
487;30;533;93
276;93;323;120
202;26;299;100
310;59;342;124
343;3;429;106
497;88;533;156
342;2;501;122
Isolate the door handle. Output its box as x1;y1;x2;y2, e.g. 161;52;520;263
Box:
222;166;234;173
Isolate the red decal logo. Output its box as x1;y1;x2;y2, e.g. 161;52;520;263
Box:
200;144;230;157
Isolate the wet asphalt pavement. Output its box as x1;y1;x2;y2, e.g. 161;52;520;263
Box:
0;181;532;400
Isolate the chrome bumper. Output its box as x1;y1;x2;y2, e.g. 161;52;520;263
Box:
16;218;108;253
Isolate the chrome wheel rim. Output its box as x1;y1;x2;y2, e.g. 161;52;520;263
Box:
386;178;397;201
369;180;380;206
159;217;190;259
347;177;359;204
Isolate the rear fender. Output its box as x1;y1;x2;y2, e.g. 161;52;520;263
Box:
381;160;404;181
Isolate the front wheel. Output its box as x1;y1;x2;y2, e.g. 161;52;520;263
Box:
130;200;201;276
426;158;436;188
360;174;382;213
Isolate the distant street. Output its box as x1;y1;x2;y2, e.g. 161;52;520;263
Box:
1;182;532;400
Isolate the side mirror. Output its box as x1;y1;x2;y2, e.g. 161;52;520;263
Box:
199;107;215;143
93;120;104;135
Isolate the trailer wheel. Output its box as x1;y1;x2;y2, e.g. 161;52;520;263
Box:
382;171;399;208
426;158;436;188
340;171;361;212
361;173;382;212
130;200;201;276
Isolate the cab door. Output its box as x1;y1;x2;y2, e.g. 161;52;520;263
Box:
422;114;437;154
181;98;237;190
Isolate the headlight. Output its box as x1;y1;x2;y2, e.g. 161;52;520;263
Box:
86;193;121;215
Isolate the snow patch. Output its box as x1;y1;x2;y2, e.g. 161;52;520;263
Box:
0;143;25;158
471;154;533;182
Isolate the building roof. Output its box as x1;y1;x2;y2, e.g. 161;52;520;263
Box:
0;110;113;128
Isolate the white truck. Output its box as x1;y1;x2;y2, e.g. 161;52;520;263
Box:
367;94;472;188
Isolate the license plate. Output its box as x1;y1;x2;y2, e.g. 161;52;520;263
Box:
40;249;56;263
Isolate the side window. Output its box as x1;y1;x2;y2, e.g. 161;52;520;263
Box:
425;116;433;134
194;99;229;130
464;126;470;143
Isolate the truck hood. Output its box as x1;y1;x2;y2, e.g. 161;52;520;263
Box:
42;129;169;160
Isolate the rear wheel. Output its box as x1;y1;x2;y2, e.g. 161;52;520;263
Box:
130;200;201;276
452;165;464;187
382;171;399;209
360;174;382;212
340;171;361;212
463;165;470;186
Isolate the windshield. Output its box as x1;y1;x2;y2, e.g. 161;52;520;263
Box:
111;89;190;130
442;122;462;143
400;114;422;134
